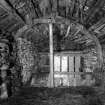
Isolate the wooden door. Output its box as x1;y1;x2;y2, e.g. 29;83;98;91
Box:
54;54;81;87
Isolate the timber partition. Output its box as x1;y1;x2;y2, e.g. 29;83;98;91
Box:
15;15;103;87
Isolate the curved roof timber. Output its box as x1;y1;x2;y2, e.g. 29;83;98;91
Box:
0;0;103;69
0;0;105;32
0;0;25;33
89;17;105;45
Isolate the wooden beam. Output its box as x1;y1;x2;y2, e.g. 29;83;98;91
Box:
74;26;83;36
0;0;25;23
49;23;54;87
85;0;105;23
15;25;28;38
33;15;76;25
52;0;58;14
70;0;76;17
7;22;24;32
89;17;105;31
31;0;41;17
33;18;55;24
65;25;71;37
3;21;16;30
39;51;83;56
89;17;105;38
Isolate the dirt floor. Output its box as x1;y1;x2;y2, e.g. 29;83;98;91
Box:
0;87;104;105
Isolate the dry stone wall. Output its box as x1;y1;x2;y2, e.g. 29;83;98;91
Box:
16;37;35;83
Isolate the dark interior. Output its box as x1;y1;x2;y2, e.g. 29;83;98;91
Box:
0;0;105;105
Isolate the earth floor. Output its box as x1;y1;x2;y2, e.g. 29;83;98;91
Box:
0;86;105;105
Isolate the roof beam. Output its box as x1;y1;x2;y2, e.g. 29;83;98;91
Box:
85;0;105;23
30;0;40;17
0;0;25;24
7;22;24;32
0;15;11;24
89;17;105;38
89;17;105;31
31;0;43;17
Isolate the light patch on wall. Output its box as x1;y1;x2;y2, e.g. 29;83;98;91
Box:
61;56;68;72
54;55;60;71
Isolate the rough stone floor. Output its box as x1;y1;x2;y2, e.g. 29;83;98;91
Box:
0;87;105;105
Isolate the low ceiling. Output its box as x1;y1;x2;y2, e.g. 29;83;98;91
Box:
0;0;105;46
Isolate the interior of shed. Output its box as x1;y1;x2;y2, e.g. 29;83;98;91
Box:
0;0;105;105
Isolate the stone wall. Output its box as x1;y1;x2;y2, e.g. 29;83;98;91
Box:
82;46;102;87
101;44;105;88
16;37;36;84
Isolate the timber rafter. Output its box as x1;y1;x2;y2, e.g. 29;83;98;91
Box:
0;0;25;23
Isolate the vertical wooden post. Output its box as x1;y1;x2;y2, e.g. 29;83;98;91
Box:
49;23;54;87
75;56;81;86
